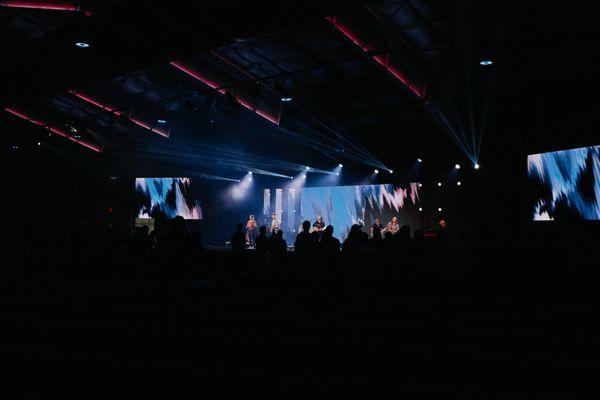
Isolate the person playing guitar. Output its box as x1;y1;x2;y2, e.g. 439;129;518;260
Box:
310;215;326;233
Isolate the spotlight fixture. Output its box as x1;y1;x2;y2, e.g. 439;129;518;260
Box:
417;158;423;163
336;172;340;176
338;163;343;168
438;207;442;212
374;169;379;174
389;169;394;174
289;177;294;180
281;97;293;102
418;207;423;212
302;174;307;178
305;166;310;170
37;142;41;146
457;181;462;186
248;171;253;175
75;42;90;48
480;60;493;66
437;182;442;187
455;164;461;170
474;163;480;170
157;119;167;124
418;183;423;187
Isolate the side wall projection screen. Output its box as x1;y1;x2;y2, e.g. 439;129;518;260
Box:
300;183;421;241
135;177;203;220
527;145;600;221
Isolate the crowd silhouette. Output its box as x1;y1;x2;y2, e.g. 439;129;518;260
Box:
3;215;600;396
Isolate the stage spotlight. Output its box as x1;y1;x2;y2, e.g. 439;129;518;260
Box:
289;176;294;180
417;158;423;163
418;183;423;187
389;169;394;174
455;164;461;170
457;181;462;186
437;182;442;187
474;163;480;170
418;207;423;212
336;172;340;176
157;119;167;124
374;169;379;174
480;60;493;66
303;174;307;178
338;163;343;168
75;42;90;48
249;177;253;181
248;171;253;175
37;142;41;146
305;166;310;170
281;97;293;102
438;207;442;212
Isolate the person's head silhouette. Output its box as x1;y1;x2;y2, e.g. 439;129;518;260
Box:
302;220;311;232
259;226;267;235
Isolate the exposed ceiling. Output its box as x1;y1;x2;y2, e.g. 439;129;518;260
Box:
2;0;596;178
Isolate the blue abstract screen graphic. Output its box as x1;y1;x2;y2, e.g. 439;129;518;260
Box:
301;183;421;240
527;145;600;221
135;178;202;219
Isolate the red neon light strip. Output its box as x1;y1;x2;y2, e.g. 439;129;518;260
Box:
326;16;424;98
69;90;169;138
4;107;103;153
170;61;226;94
0;1;79;11
171;61;280;125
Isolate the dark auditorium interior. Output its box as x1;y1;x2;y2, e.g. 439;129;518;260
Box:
1;0;600;396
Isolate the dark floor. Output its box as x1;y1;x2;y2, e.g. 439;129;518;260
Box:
2;245;598;397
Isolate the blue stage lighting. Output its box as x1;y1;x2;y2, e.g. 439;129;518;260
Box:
75;42;90;48
480;60;493;66
474;163;480;170
338;163;343;168
455;164;461;170
157;119;167;124
281;97;293;102
374;169;379;174
389;169;394;174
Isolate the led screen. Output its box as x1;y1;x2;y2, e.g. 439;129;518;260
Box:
135;177;202;220
300;183;421;241
527;145;600;221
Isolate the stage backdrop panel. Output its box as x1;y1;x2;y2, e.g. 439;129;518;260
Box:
135;177;202;220
527;145;600;221
300;183;421;241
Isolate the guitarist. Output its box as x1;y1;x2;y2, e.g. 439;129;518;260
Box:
311;215;326;233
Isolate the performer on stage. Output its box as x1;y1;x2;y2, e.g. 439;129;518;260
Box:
270;212;281;234
312;215;325;232
382;216;400;235
371;217;383;236
246;214;258;247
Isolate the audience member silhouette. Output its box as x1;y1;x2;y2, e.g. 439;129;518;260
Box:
255;226;269;261
294;221;313;258
231;223;246;253
269;230;287;262
320;225;341;258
